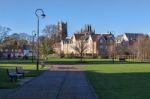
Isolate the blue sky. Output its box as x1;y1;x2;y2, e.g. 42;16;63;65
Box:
0;0;150;36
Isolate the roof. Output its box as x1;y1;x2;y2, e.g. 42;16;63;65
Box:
73;33;115;42
91;34;102;41
125;33;145;41
102;33;114;40
74;33;88;40
116;35;123;41
63;38;72;43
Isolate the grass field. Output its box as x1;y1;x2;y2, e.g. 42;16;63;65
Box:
1;57;150;99
84;64;150;99
0;60;46;88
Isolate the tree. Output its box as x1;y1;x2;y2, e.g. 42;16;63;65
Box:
42;25;60;42
2;35;28;59
108;42;117;63
72;36;88;62
116;41;130;56
0;26;11;43
39;36;54;60
42;25;64;56
3;36;28;49
130;36;150;61
0;26;11;54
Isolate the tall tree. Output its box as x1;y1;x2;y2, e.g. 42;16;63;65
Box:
43;25;58;41
0;26;11;43
130;36;150;61
116;41;130;56
108;42;117;63
0;26;11;53
3;36;28;50
39;36;53;60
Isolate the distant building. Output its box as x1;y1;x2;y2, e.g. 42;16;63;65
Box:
57;21;68;40
116;33;147;45
80;24;95;35
47;21;68;42
60;25;115;57
99;33;115;56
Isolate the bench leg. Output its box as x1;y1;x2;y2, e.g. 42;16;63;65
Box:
10;76;17;82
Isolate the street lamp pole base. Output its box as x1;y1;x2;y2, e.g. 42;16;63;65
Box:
36;60;39;71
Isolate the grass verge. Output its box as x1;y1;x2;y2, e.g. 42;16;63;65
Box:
0;63;47;89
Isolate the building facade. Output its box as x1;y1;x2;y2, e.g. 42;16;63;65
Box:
60;25;115;57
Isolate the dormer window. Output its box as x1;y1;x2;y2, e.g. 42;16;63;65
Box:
109;39;113;43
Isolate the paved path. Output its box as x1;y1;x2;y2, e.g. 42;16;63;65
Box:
0;89;14;99
6;65;98;99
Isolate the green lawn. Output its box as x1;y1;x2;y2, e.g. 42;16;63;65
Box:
46;57;120;65
0;60;46;89
84;64;150;99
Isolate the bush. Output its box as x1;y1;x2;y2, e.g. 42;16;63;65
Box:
0;52;3;58
93;54;100;59
100;56;109;59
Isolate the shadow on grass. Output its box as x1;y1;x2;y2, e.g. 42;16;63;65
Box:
0;68;18;89
85;70;150;99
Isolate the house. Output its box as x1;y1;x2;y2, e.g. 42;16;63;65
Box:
99;33;115;57
115;33;148;56
61;32;95;56
61;24;97;56
116;33;146;45
61;30;115;57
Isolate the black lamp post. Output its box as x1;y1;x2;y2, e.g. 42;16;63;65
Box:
32;31;36;63
35;9;46;70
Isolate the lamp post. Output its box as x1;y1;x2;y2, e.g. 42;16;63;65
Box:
110;31;115;63
32;31;36;63
35;9;46;70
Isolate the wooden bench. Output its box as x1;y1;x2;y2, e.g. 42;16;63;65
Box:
7;69;23;82
40;61;46;68
119;58;126;63
16;67;29;77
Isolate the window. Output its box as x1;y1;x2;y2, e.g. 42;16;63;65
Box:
109;39;113;43
100;39;103;43
100;45;104;49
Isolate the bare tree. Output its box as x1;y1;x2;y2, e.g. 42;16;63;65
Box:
0;26;11;52
0;26;11;43
39;36;54;60
72;36;88;62
131;36;150;61
116;41;130;56
108;43;117;63
42;25;60;43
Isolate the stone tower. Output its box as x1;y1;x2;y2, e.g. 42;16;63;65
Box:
58;21;68;40
81;24;95;35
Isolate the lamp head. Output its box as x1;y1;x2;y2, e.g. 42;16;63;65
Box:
41;13;46;18
35;9;46;18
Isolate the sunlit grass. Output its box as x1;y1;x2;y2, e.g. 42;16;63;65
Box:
84;64;150;99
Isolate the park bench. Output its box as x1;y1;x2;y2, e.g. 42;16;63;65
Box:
40;61;46;68
7;69;23;82
16;67;29;77
119;57;126;63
